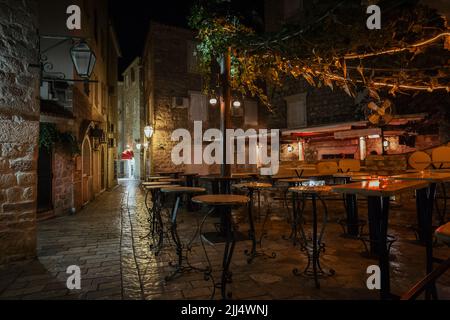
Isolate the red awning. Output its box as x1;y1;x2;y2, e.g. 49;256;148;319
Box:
121;150;134;160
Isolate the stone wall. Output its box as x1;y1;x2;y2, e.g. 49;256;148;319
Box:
146;23;202;174
0;0;39;264
53;146;74;216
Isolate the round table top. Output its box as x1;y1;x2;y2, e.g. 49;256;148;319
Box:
158;178;184;183
266;175;298;180
192;194;250;206
289;185;334;195
146;176;164;180
278;178;310;183
142;181;169;186
232;172;259;177
144;184;180;190
155;171;184;175
161;187;206;194
199;175;247;181
233;182;272;190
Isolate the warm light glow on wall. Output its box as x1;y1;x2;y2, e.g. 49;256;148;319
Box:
359;137;367;160
298;141;305;161
256;144;262;168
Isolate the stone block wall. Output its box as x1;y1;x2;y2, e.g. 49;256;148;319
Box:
147;23;202;174
53;146;74;216
0;0;39;264
365;155;408;174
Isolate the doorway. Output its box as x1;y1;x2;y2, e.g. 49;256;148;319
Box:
101;146;105;190
82;136;92;205
37;147;53;213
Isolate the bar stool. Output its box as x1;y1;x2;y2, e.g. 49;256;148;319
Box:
289;185;336;289
192;194;250;300
142;181;173;218
233;182;276;263
160;186;206;281
277;178;309;244
143;184;180;256
180;173;199;211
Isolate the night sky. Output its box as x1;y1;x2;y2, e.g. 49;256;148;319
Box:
109;0;264;76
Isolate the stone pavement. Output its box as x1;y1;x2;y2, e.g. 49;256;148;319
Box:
0;180;448;300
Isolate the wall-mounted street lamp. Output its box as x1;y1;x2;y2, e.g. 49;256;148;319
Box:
30;35;97;84
144;125;154;139
136;143;142;151
70;41;96;80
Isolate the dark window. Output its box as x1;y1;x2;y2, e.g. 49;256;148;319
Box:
131;68;135;83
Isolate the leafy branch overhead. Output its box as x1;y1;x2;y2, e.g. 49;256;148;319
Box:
189;0;450;108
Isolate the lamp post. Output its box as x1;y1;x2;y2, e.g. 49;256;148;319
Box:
143;125;154;178
221;47;232;178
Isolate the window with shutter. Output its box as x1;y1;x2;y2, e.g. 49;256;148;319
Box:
189;92;207;122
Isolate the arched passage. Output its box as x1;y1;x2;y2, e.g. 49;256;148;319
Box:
81;136;93;205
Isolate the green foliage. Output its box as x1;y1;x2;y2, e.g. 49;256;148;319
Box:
39;123;80;157
189;0;450;110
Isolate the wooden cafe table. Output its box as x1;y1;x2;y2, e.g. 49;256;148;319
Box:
392;171;450;299
199;175;249;194
192;194;250;300
288;166;317;178
154;170;184;178
332;172;374;237
231;172;259;180
332;179;429;300
146;176;165;181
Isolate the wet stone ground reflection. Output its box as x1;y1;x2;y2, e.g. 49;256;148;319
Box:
0;180;448;300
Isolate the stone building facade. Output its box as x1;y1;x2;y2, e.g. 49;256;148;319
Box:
118;58;144;179
36;0;120;217
0;0;40;264
142;22;263;176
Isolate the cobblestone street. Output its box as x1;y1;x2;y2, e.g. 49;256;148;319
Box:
0;180;448;300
